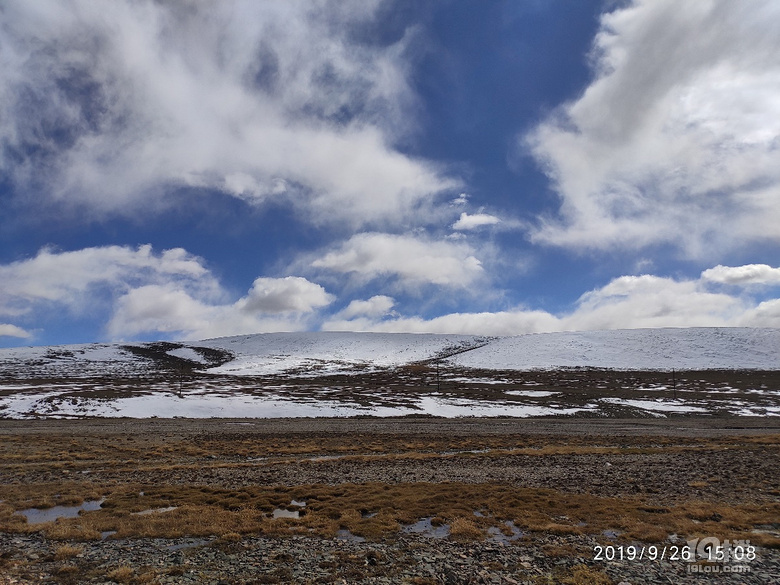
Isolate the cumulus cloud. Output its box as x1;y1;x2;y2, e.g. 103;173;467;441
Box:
0;245;333;341
701;264;780;286
4;245;778;341
737;299;780;328
322;295;396;331
338;296;395;319
0;0;456;226
564;275;739;331
236;277;333;314
452;212;501;231
0;245;216;317
107;285;217;339
323;309;559;336
108;276;333;340
326;269;778;335
525;0;780;256
311;232;484;288
0;324;31;339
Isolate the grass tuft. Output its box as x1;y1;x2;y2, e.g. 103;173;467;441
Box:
54;544;83;560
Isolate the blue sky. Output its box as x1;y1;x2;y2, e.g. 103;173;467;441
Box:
2;0;780;347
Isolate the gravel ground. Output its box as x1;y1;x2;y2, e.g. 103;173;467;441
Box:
1;417;779;584
2;414;779;438
2;530;779;584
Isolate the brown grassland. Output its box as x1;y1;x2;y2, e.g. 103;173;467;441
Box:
0;417;778;583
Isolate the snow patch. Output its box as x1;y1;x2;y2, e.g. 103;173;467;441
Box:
167;347;208;364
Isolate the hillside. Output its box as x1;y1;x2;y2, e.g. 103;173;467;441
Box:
1;328;777;379
0;328;778;419
446;327;780;371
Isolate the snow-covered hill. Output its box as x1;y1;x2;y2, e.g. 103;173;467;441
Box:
199;327;779;373
1;328;778;419
0;328;777;379
446;328;780;371
197;331;488;376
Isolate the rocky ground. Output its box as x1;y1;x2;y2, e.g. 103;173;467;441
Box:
1;417;779;584
4;529;779;585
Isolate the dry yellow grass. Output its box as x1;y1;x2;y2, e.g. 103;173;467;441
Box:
2;429;778;547
54;544;83;560
1;479;776;548
6;430;773;470
559;564;613;585
55;564;80;577
106;566;135;583
449;517;483;540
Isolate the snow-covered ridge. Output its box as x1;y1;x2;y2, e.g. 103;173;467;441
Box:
1;328;778;419
446;328;780;371
196;332;488;376
0;328;777;378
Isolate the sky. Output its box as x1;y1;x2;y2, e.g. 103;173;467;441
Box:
1;0;780;348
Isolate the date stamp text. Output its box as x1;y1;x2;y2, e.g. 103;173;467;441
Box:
594;537;756;575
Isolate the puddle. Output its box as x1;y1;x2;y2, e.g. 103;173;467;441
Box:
308;455;347;463
439;448;491;456
336;529;366;543
504;390;558;398
271;499;306;519
752;528;780;538
487;520;523;543
402;517;450;538
132;506;178;516
14;499;104;525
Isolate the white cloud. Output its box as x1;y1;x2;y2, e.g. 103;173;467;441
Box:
737;299;780;328
525;0;780;256
3;245;778;342
325;269;778;335
450;193;469;207
0;324;31;339
323;295;396;331
311;232;484;288
108;276;332;340
0;1;456;227
236;277;334;314
452;212;501;231
107;285;217;339
338;295;395;319
0;245;216;317
323;310;559;336
564;275;739;331
0;245;333;341
701;264;780;286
